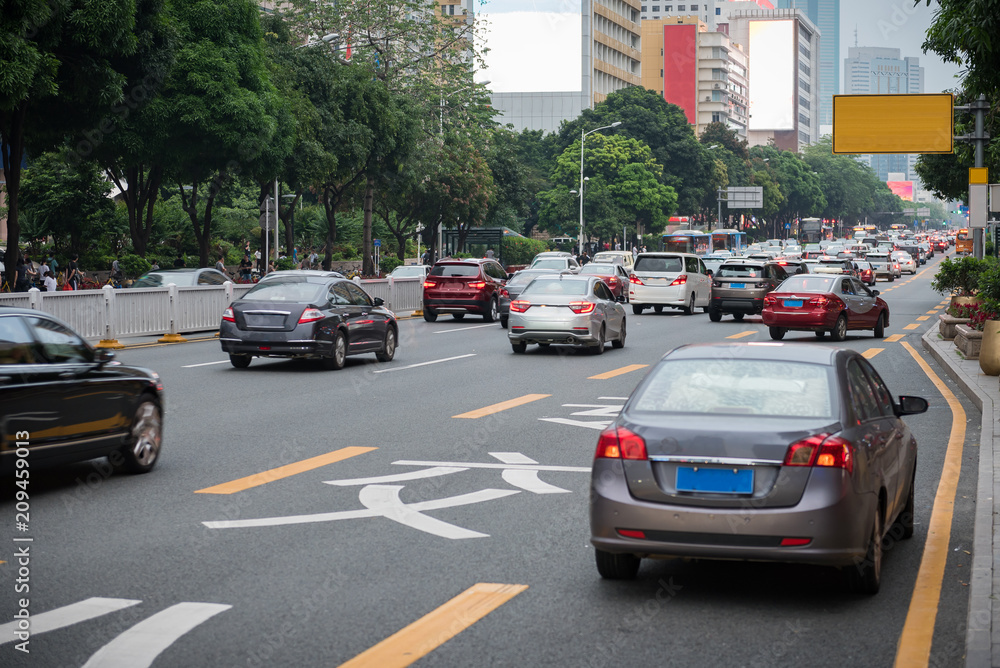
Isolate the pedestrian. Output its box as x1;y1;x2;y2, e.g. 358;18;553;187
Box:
150;260;160;271
38;257;50;280
24;255;38;287
421;249;432;266
485;247;495;259
254;249;262;272
42;271;57;293
67;254;81;290
240;254;253;281
111;256;123;284
14;258;29;292
267;259;276;274
173;255;185;268
215;255;227;274
47;252;58;277
309;248;319;268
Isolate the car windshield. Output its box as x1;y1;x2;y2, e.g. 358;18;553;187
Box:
634;256;683;272
133;271;196;287
579;264;616;276
530;259;568;270
521;279;589;296
592;253;624;263
777;275;837;293
718;265;762;278
430;264;480;277
631;359;834;418
390;266;424;277
242;279;327;302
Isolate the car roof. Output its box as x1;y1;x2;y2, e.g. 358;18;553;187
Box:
436;258;495;265
260;269;345;280
665;341;839;366
635;252;696;258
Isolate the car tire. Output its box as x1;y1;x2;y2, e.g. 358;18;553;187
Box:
483;298;498;323
229;354;251;369
511;341;527;354
375;328;396;362
590;325;606;355
653;305;663;314
500;315;508;329
116;398;162;474
423;309;437;322
873;312;885;339
894;467;916;540
595;549;640;580
846;507;883;595
768;326;785;341
632;305;644;315
889;274;894;282
830;314;848;341
322;331;347;370
732;312;745;322
708;308;722;322
612;319;626;349
452;313;465;321
682;294;695;316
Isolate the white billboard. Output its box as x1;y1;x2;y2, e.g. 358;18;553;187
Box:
749;20;795;131
477;1;582;93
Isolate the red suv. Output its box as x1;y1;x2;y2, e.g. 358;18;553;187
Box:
422;259;508;322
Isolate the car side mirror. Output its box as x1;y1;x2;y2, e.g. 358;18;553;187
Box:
508;273;514;280
373;297;385;307
617;295;627;303
872;290;879;296
895;395;928;416
96;349;116;366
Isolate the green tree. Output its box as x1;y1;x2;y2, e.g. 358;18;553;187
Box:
923;0;1000;97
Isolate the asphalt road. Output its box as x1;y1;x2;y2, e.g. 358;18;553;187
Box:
0;250;981;667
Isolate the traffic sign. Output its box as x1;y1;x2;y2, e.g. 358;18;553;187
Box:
832;94;953;154
374;239;381;247
727;186;763;209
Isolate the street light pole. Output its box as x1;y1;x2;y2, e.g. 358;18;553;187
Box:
579;121;622;255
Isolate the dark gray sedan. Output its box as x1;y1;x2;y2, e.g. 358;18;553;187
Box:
589;342;927;594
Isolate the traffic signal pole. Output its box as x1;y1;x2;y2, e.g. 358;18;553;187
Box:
956;95;990;259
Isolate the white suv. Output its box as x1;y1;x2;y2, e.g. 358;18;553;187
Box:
628;252;712;315
591;250;634;270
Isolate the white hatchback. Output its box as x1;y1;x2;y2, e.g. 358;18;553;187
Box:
628;253;712;315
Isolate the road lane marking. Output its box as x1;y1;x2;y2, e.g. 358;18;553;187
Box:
373;354;476;374
861;348;883;359
0;598;141;643
339;583;528;668
588;364;649;380
540;418;610;430
903;323;921;330
598;396;630;400
182;360;230;368
81;603;231;668
725;330;757;339
433;324;497;334
195;447;376;494
926;310;940;315
492;452;571;494
885;334;905;343
121;336;219;349
894;341;967;667
916;316;930;321
358;485;495;539
453;394;550;419
326;467;468;487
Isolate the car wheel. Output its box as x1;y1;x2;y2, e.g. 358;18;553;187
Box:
846;506;883;595
894;466;916;540
500;315;508;329
375;328;396;362
732;312;745;322
322;331;347;370
484;298;498;323
708;308;722;322
612;319;626;349
590;325;606;355
653;305;664;314
423;309;437;322
595;548;640;580
116;399;162;474
632;305;644;315
229;354;251;369
511;341;527;354
452;313;465;321
682;293;695;316
873;312;885;339
889;274;894;282
768;326;785;341
830;314;848;341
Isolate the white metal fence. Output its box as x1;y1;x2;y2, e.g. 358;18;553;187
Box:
0;279;419;342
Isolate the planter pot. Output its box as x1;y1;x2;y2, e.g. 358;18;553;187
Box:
938;314;971;340
956;324;983;360
981;320;1000;375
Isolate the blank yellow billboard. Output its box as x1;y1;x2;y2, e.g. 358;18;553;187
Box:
833;94;953;154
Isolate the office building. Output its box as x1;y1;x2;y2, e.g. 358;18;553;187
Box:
775;0;838;135
639;0;775;30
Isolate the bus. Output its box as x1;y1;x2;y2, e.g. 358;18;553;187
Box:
661;231;711;255
956;228;972;255
799;218;823;244
710;229;748;254
890;223;909;232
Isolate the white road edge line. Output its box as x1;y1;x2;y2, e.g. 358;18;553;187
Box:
433;324;497;334
0;597;141;643
182;360;230;368
372;353;476;374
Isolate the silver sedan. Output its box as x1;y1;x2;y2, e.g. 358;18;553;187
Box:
508;275;626;354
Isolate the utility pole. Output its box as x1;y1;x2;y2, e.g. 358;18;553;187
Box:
956;95;990;259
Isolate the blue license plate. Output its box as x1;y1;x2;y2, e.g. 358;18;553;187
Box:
676;467;754;494
784;299;803;308
730;282;746;289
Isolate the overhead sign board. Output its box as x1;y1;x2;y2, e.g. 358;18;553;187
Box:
832;94;953;154
727;186;763;209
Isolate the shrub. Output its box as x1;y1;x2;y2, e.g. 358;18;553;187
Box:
275;257;296;271
976;258;1000;303
967;302;1000;331
932;256;988;296
380;257;403;274
118;254;151;279
500;236;550;266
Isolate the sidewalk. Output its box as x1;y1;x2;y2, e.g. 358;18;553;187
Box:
921;328;996;667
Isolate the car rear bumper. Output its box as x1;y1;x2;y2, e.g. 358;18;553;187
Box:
761;309;838;330
424;297;489;315
508;329;599;345
710;297;764;314
629;284;686;305
219;324;331;357
589;460;873;567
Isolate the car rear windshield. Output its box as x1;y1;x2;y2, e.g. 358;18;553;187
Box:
631;359;834;418
579;264;616;275
508;271;551;287
521;279;589;296
530;259;569;270
242;279;326;302
134;272;196;287
430;264;480;277
718;265;762;278
777;275;836;293
634;256;683;273
867;254;888;260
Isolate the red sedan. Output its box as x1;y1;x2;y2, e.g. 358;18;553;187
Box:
762;274;889;341
578;262;630;301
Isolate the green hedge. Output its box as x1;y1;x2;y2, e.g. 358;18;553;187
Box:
501;237;550;267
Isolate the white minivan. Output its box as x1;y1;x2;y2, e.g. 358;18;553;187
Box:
591;250;635;270
628;252;712;315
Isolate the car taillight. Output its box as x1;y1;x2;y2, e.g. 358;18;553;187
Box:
629;274;644;285
568;301;596;314
607;276;618;284
669;275;687;286
509;300;530;313
763;295;776;306
298;308;324;324
222;307;235;323
468;281;487;289
595;426;647;460
500;288;509;298
783;434;854;473
808;295;843;309
423;281;436;288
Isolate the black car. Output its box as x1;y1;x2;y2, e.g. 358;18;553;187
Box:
220;276;397;369
0;308;164;473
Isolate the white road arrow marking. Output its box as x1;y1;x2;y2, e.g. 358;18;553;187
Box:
562;403;624;417
538;418;613;430
82;602;231;668
490;452;571;494
359;485;492;539
0;597;141;643
324;466;467;486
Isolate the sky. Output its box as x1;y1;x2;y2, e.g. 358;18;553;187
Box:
475;0;965;95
